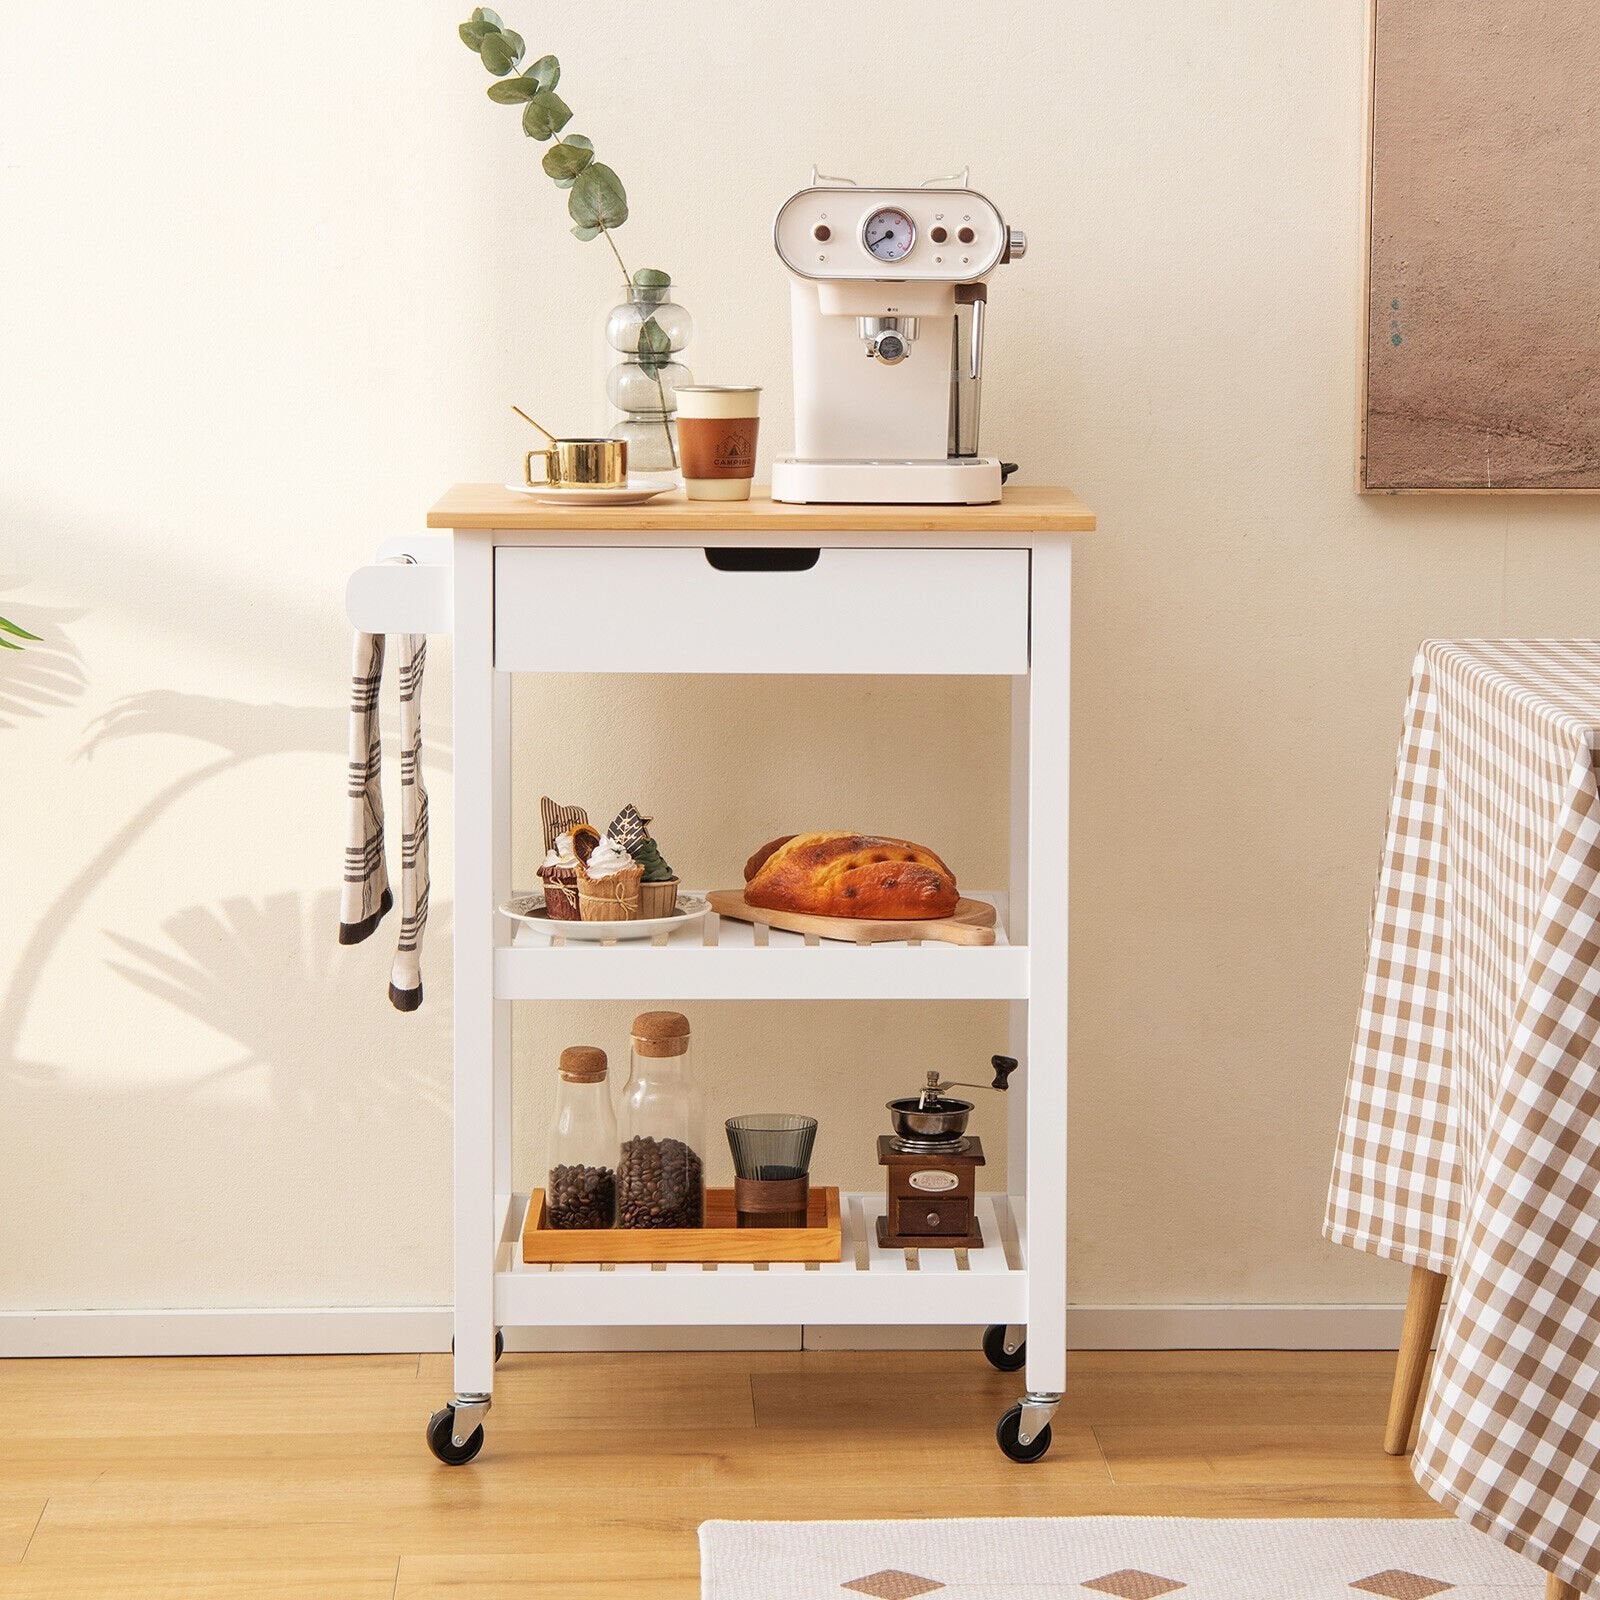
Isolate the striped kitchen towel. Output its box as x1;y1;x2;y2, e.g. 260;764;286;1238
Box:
339;582;429;1012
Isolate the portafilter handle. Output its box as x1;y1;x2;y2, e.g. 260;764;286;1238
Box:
916;1056;1019;1106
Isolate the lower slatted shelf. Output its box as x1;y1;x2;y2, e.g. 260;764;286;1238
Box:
493;1191;1026;1327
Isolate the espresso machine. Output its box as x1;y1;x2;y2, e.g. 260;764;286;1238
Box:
771;168;1026;504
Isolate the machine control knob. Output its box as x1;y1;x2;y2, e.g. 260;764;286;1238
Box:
1005;227;1028;261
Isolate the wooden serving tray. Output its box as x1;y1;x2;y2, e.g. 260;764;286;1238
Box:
521;1186;842;1264
707;890;998;947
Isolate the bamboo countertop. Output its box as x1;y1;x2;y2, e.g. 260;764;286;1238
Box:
427;483;1096;533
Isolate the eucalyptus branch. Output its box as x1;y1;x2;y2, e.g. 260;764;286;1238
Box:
458;7;679;464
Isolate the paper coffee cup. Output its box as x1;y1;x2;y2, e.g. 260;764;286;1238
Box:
676;386;760;501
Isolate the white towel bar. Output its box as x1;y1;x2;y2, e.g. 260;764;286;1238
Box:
346;542;453;634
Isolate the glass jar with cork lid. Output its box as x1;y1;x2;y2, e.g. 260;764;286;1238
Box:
545;1045;617;1229
616;1011;704;1228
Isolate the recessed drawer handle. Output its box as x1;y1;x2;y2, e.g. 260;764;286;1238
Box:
704;547;820;572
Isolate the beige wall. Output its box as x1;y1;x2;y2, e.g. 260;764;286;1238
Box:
4;0;1597;1321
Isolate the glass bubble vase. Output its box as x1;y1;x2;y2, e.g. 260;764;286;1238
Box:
604;278;693;474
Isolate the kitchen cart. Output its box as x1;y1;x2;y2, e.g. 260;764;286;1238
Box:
345;484;1095;1464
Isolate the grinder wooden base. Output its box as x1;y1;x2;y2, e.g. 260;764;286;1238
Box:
876;1214;985;1251
876;1134;986;1249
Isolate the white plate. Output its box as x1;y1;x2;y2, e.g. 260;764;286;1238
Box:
502;480;675;506
499;890;708;941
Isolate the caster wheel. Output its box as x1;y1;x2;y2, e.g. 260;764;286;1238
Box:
983;1324;1026;1372
427;1406;485;1465
449;1330;505;1364
996;1403;1052;1463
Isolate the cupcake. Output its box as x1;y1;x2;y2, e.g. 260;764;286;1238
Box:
577;835;644;921
537;832;584;921
608;803;679;918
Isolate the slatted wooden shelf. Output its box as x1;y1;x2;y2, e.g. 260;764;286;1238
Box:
492;1191;1028;1327
495;892;1024;1001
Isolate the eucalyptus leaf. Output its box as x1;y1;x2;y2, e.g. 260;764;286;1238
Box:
487;75;541;102
637;319;670;376
546;133;591;187
459;6;502;46
542;139;593;182
568;162;627;230
633;266;671;290
479;29;520;73
520;90;570;139
571;223;601;241
525;53;559;92
0;616;39;641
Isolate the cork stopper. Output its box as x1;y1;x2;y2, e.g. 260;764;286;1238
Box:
631;1009;691;1058
558;1045;608;1083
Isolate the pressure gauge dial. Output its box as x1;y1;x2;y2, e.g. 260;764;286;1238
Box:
862;206;915;263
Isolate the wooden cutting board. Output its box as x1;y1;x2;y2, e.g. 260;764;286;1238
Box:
707;889;998;947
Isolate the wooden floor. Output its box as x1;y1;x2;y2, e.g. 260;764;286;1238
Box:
0;1347;1440;1598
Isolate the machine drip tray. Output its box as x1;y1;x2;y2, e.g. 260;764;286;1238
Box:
772;456;1004;505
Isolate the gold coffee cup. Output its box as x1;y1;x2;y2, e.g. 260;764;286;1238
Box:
524;437;628;489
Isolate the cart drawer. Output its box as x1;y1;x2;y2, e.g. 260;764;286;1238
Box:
493;546;1029;674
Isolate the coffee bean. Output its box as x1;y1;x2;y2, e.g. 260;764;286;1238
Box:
547;1162;616;1229
616;1135;704;1228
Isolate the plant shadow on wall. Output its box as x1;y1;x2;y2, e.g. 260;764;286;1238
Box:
0;586;86;728
104;890;450;1122
0;689;452;1085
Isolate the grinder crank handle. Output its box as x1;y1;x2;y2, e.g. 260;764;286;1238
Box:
990;1055;1018;1091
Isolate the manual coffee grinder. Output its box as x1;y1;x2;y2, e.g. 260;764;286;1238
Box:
877;1056;1017;1248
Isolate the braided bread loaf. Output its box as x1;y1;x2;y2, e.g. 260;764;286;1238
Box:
743;832;960;920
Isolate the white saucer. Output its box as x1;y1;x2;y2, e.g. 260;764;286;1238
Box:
499;890;708;941
503;480;674;506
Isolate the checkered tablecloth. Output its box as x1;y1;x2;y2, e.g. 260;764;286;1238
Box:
1326;641;1600;1596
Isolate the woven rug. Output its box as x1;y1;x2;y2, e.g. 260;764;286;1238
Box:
699;1517;1546;1599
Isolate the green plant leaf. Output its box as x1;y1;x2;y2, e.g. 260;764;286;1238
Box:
458;7;502;47
633;266;671;290
568;162;628;230
0;616;39;642
525;53;559;92
487;76;538;102
520;90;571;139
571;223;601;241
636;315;671;375
546;133;591;187
479;28;521;73
542;139;593;182
473;7;503;25
0;636;20;650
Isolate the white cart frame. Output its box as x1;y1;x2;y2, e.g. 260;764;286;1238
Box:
347;491;1087;1462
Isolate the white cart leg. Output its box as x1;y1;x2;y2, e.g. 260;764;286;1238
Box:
432;534;496;1464
492;669;512;1230
1008;671;1030;1191
997;539;1070;1463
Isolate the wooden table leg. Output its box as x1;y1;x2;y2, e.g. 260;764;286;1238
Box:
1385;1265;1446;1455
1546;1577;1582;1600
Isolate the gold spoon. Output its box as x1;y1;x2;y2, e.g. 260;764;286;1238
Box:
512;406;558;442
